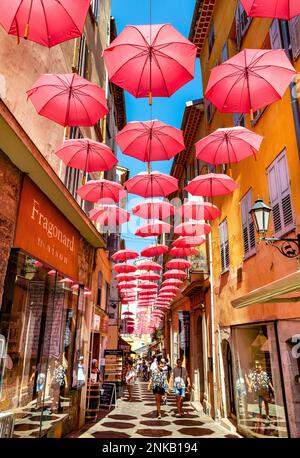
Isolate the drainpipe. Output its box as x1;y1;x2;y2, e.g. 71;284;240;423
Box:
280;20;300;162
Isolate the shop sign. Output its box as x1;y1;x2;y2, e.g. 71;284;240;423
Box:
14;177;79;278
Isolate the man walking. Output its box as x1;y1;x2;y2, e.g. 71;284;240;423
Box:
169;359;191;417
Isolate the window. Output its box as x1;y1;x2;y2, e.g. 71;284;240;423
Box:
78;35;89;79
233;112;245;127
105;282;110;313
221;40;229;62
267;149;295;237
219;219;230;273
289;14;300;60
206;99;213;124
208;20;215;56
240;189;256;259
97;271;103;308
236;1;252;50
64;127;83;201
270;19;283;50
90;0;100;22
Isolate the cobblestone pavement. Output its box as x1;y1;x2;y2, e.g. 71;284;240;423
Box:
77;381;240;439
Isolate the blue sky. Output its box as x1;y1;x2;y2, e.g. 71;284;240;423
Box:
111;0;203;250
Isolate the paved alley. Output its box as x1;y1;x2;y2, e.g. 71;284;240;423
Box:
77;382;239;439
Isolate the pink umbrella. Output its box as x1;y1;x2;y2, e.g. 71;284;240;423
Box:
176;202;221;221
138;289;158;295
122;311;134;316
158;293;176;298
240;0;300;20
138;282;159;290
103;24;197;103
170;247;198;257
205;49;296;119
172;236;206;248
185;173;238;197
141;244;169;257
174;222;211;237
89;205;130;226
125;171;178;198
135;221;172;237
117;282;137;289
112;249;139;262
27;74;108;127
160;286;180;293
195;127;263;165
113;263;137;274
55;139;118;173
77;179;124;203
115;273;137;282
138;272;161;281
161;279;184;287
0;0;91;47
132;200;175;220
163;269;188;279
116;120;185;162
166;259;192;269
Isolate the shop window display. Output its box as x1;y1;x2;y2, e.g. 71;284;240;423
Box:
232;323;288;438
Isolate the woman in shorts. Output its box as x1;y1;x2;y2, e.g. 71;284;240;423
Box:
148;360;168;419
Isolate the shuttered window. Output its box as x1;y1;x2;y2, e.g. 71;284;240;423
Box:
221;40;229;62
267;149;295;237
240;189;256;259
208;20;215;56
220;219;230;273
64;127;83;203
289;14;300;60
91;0;100;22
236;1;252;50
78;35;89;78
269;19;283;50
233;112;245;127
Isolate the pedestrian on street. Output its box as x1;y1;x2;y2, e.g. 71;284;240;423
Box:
169;358;191;417
147;360;168;420
125;360;136;402
161;359;171;405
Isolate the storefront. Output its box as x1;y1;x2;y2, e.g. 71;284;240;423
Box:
0;178;90;438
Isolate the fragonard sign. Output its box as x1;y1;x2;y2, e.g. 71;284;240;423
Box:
14;177;79;277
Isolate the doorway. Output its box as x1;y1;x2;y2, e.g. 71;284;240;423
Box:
222;340;236;417
196;315;205;403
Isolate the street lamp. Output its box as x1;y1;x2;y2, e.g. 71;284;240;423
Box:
250;198;300;258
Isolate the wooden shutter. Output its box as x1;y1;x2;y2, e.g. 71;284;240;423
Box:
220;220;229;272
236;2;242;51
269;19;283;50
241;190;256;259
222;40;229;62
289;15;300;60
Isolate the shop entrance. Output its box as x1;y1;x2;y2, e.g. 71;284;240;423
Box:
222;340;236;418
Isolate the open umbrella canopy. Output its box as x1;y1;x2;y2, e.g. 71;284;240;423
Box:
138;272;161;281
140;244;169;257
77;179;125;203
116;120;185;162
160;286;180;293
113;263;137;274
132;200;175;220
161;278;184;287
185;173;238;197
103;23;197;101
27;73;108;127
174;222;211;237
135;221;172;237
205;49;296;116
176;202;221;221
137;260;163;271
112;249;139;262
89;205;130;226
170;247;198;257
172;235;206;248
115;273;137;282
240;0;300;20
0;0;91;47
122;311;134;316
163;269;188;279
55;139;117;173
138;282;159;290
117;281;137;289
166;258;192;269
125;171;178;198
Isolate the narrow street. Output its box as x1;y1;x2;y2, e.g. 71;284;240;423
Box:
76;382;238;439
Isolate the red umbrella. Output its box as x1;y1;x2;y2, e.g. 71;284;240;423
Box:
112;249;139;262
132;200;175;220
172;236;206;248
158;293;176;298
138;282;158;290
205;49;296;119
161;279;184;287
185;173;238;197
170;247;198;257
176;202;221;221
55;139;117;173
160;286;180;293
240;0;300;20
115;273;137;282
113;263;137;274
27;74;108;127
117;282;137;289
163;269;188;279
138;272;161;281
103;24;197;103
166;259;192;269
196;127;263;165
138;289;157;295
77;179;125;203
122;311;134;316
125;171;178;198
137;261;163;271
174;222;211;237
141;244;169;257
0;0;91;47
116;120;185;162
89;205;130;226
135;221;172;237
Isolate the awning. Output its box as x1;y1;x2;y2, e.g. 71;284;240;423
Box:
118;337;131;352
232;270;300;309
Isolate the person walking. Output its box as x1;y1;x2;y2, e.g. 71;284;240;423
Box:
169;358;191;417
125;360;136;402
148;360;168;420
161;359;172;405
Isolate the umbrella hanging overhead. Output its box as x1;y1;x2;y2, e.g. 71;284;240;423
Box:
137;260;163;271
89;205;130;226
125;171;178;198
166;259;192;269
174;222;211;237
170;247;198;257
132;200;175;220
27;74;108;127
0;0;91;47
240;0;300;20
163;269;188;279
138;282;159;290
138;272;161;281
205;49;296;118
103;24;197;103
113;263;137;274
159;286;180;293
112;249;139;262
195;127;263;165
117;282;137;289
135;221;172;237
141;244;169;258
172;235;206;248
115;273;137;282
122;311;134;316
116;120;185;162
55;139;118;173
161;279;184;287
176;202;221;221
77;179;125;203
185;173;238;197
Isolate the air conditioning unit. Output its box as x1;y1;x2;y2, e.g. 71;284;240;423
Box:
0;411;15;438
